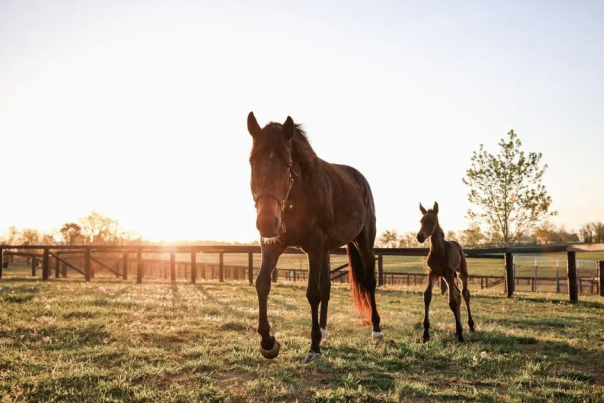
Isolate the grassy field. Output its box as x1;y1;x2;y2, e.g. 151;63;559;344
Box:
1;273;603;402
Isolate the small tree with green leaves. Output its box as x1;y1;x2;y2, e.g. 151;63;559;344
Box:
463;130;556;247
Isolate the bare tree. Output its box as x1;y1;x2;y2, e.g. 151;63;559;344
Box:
580;224;593;244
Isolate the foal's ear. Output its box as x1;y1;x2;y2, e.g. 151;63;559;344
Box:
433;202;439;214
247;112;261;137
419;203;427;215
283;116;294;140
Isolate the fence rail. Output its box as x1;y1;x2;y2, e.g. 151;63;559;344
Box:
1;244;602;301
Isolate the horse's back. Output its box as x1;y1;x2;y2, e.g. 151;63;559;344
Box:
318;161;375;248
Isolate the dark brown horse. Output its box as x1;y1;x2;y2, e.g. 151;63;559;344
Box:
417;202;475;342
247;112;382;363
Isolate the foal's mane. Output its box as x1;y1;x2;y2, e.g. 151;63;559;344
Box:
250;122;317;166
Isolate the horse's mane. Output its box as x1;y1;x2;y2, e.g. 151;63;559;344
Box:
250;122;317;166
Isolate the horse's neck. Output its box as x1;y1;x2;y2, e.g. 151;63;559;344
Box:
430;225;446;257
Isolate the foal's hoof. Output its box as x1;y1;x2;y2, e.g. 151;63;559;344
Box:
320;328;328;343
372;331;384;341
304;351;321;364
260;339;281;359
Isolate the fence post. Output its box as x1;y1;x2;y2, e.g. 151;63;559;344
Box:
42;248;50;281
505;252;514;297
567;251;578;303
136;248;143;284
191;251;197;284
61;254;68;278
533;257;538;292
122;253;128;280
170;253;176;282
272;264;278;283
84;247;91;282
248;252;254;286
0;247;3;279
54;253;60;278
219;252;224;282
599;261;604;297
556;259;560;293
377;254;384;287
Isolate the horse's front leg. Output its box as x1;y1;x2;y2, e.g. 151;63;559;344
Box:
319;252;331;343
256;243;286;359
305;229;325;363
422;271;438;342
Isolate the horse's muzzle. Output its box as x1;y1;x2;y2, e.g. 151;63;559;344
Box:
257;213;280;238
417;233;426;244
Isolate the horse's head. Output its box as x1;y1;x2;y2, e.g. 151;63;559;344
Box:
247;112;296;238
417;202;439;243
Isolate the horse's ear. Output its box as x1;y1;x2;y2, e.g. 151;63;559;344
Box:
419;203;427;215
247;112;261;137
283;116;294;140
433;202;439;214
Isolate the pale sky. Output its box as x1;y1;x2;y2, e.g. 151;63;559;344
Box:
1;0;603;242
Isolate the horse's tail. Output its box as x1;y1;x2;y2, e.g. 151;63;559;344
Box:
347;242;372;325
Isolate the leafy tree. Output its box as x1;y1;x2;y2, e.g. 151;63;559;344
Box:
399;231;422;248
377;229;400;248
1;226;20;245
535;221;580;244
446;230;459;243
60;223;83;245
463;130;556;247
461;222;485;247
21;228;40;245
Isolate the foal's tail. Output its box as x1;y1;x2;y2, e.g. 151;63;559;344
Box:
347;242;372;325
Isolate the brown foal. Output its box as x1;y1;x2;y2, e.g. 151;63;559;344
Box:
417;202;475;342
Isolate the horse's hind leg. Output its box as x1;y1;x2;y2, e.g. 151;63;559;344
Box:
458;257;475;332
355;229;382;339
443;271;464;342
319;252;331;342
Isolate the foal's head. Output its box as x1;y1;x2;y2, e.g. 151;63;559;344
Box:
417;202;440;244
247;112;296;238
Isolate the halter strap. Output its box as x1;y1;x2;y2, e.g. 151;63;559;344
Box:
252;169;295;212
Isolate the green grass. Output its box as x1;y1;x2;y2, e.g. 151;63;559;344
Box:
1;273;603;402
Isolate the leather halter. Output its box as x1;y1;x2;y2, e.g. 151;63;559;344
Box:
252;166;296;212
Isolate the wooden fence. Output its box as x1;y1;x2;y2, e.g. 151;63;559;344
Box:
0;244;602;302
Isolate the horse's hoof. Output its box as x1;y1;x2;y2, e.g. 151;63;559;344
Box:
457;336;465;343
260;339;281;359
320;328;328;343
304;351;321;363
372;331;384;341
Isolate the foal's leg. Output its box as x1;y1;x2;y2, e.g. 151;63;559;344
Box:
319;252;331;343
256;243;286;359
443;271;464;342
305;229;325;363
422;271;439;342
458;257;475;332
